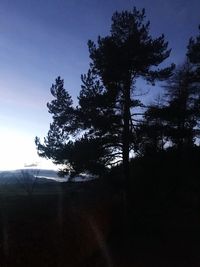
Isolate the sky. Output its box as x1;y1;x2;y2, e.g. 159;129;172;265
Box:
0;0;200;170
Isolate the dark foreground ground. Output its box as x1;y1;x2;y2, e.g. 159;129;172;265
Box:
0;179;200;267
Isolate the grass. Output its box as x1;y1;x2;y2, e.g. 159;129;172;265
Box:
0;179;122;267
1;170;200;267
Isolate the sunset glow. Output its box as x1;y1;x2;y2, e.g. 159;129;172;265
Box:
0;128;56;170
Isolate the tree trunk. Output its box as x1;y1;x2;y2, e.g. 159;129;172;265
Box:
122;81;131;215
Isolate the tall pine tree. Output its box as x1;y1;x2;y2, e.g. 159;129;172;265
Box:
35;8;174;186
81;7;174;191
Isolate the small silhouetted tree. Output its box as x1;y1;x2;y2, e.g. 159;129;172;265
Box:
187;25;200;77
163;61;200;152
187;26;200;136
16;169;40;196
35;77;80;176
35;77;111;177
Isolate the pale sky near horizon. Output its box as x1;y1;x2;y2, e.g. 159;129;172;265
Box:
0;0;200;170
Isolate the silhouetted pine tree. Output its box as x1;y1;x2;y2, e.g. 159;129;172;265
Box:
85;7;174;191
187;25;200;78
35;8;174;183
162;59;200;153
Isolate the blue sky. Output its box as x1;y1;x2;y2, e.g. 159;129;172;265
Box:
0;0;200;170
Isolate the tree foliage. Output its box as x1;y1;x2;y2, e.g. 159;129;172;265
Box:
136;60;200;156
78;8;173;185
35;9;200;184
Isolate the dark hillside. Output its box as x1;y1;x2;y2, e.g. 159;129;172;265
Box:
0;179;123;267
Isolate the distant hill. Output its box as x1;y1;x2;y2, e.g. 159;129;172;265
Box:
0;169;96;184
